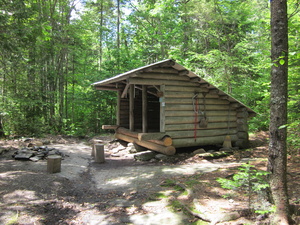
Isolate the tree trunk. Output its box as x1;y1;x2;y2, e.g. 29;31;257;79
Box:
268;0;289;224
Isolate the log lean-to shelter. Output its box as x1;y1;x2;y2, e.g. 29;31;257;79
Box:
92;59;256;156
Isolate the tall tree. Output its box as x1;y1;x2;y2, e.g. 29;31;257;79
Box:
268;0;289;224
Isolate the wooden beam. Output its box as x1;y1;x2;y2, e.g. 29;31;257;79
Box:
95;86;122;91
165;110;236;117
116;127;138;138
115;133;176;155
166;129;237;139
164;86;209;93
148;136;173;146
102;125;119;130
165;122;237;131
145;67;179;74
165;104;231;111
137;73;189;81
165;115;237;124
129;84;135;131
117;91;121;125
142;85;148;133
121;83;130;98
172;135;238;148
138;132;167;141
178;70;189;76
160;85;166;132
129;78;199;87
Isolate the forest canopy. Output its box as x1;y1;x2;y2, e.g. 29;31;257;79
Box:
0;0;299;148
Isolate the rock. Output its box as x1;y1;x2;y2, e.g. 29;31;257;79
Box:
219;147;233;152
27;141;43;147
192;148;206;155
134;151;156;161
155;154;168;160
0;147;8;155
12;146;64;162
127;143;137;153
207;149;216;153
196;151;232;159
29;156;42;162
14;150;35;160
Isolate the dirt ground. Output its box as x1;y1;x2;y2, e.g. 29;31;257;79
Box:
0;132;300;225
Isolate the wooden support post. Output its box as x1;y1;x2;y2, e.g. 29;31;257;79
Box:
95;144;105;163
160;85;165;132
47;155;61;173
129;84;135;131
117;90;121;125
142;85;148;133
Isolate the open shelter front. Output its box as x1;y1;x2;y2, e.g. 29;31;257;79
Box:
92;59;256;155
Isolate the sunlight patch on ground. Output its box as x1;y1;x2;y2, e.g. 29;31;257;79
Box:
0;171;37;183
3;190;38;204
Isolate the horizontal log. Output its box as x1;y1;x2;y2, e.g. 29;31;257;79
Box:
129;78;199;87
102;125;119;130
165;91;218;98
116;127;138;138
165;98;230;105
165;115;237;124
237;131;249;139
165;104;231;111
138;132;166;141
165;111;236;117
165;122;237;131
148;136;173;147
237;111;249;118
164;86;209;93
115;133;176;155
172;135;238;148
237;123;248;132
237;118;247;124
137;73;190;81
166;129;237;139
144;67;179;73
95;86;122;91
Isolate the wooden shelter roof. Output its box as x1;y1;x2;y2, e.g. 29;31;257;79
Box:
92;59;256;117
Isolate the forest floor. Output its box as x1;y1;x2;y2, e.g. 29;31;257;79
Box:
0;132;300;225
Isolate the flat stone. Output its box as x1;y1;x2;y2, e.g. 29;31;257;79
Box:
14;151;34;159
134;151;156;161
192;148;206;155
155;154;168;160
29;156;42;162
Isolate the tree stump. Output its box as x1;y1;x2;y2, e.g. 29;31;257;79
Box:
95;144;105;163
47;155;61;173
92;140;103;157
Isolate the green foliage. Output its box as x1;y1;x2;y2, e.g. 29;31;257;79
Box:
217;164;273;215
0;0;299;139
217;164;270;192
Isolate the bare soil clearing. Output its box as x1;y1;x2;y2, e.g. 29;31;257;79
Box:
0;132;300;225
